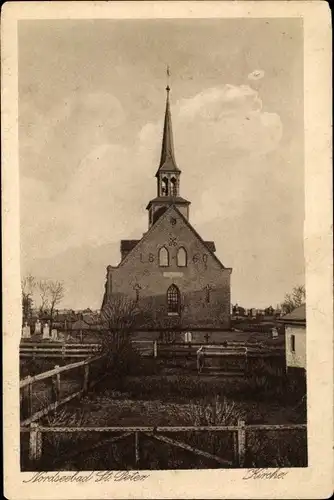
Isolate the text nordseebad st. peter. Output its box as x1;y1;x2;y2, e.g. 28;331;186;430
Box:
23;471;149;483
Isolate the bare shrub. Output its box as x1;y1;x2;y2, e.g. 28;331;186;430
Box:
166;395;245;465
100;295;139;351
41;403;89;469
173;395;245;426
44;404;86;446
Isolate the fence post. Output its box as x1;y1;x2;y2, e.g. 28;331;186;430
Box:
50;365;61;404
21;376;33;420
236;419;246;467
29;422;42;463
134;431;140;467
27;376;33;418
33;346;37;361
233;430;238;465
83;362;90;393
55;365;61;401
153;341;157;358
62;344;66;360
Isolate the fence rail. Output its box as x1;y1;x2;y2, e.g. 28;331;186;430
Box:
20;339;284;362
21;420;307;469
20;355;104;426
20;343;101;360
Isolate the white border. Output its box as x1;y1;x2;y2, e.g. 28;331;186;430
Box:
2;2;333;498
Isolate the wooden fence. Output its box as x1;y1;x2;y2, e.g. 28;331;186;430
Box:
20;339;283;362
21;420;307;469
20;355;104;426
19;342;101;360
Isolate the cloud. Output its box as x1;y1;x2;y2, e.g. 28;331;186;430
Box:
19;91;126;188
141;84;281;161
20;83;295;310
248;69;265;81
138;84;283;209
21;141;150;262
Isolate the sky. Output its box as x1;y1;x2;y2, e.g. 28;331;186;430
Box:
19;18;304;310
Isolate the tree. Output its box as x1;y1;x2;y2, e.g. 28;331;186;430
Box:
21;274;35;322
36;279;65;329
37;279;50;317
48;281;65;330
281;285;306;314
100;295;139;350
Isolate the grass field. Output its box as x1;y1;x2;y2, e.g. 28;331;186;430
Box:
23;366;306;471
20;335;306;471
20;352;306;471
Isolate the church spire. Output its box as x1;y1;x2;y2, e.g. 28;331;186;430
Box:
146;70;190;228
156;69;181;177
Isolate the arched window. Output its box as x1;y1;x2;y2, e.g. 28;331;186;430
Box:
170;177;177;196
161;177;169;196
167;285;180;314
177;247;187;267
159;246;169;267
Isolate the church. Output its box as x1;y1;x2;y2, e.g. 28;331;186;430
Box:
101;83;232;342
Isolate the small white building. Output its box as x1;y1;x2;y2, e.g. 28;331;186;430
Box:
280;304;306;373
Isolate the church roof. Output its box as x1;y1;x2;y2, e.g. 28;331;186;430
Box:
121;240;141;252
146;196;190;210
155;87;181;177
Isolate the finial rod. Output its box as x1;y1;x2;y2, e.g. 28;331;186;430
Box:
166;65;170;93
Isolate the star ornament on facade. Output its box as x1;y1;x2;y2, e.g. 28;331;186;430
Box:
169;236;177;247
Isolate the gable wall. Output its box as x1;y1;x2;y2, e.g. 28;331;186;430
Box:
104;207;231;329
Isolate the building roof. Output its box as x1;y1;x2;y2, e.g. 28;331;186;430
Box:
71;316;100;330
146;196;190;210
121;240;141;252
280;304;306;324
155;87;181;177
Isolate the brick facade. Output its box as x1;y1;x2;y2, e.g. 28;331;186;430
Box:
102;205;232;335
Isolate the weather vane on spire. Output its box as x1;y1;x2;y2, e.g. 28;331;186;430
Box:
166;65;170;93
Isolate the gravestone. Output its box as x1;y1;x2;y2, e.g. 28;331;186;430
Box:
204;333;210;343
42;323;50;339
35;319;41;334
184;331;192;343
22;323;31;339
51;329;58;341
271;328;278;339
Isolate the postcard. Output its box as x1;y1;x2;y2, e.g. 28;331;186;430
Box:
2;1;333;498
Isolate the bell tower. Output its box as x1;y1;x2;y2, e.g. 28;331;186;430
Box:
146;75;190;228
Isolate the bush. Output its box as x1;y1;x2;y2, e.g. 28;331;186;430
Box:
171;395;246;426
246;428;307;467
242;360;306;406
97;342;161;385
